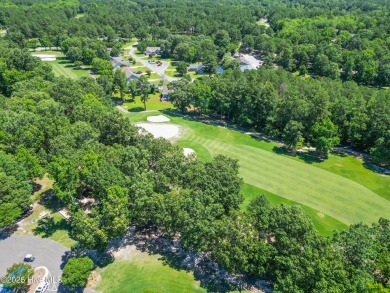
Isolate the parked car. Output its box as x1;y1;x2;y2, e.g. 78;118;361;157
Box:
34;281;48;293
24;254;35;262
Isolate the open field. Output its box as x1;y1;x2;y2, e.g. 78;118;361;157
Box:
97;253;205;293
122;93;173;112
126;111;390;229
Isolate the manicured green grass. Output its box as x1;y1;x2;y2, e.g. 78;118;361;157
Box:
188;72;207;80
129;61;143;67
97;250;248;293
147;73;161;80
122;93;172;112
97;253;205;293
123;38;138;48
241;183;347;236
127;112;390;227
165;69;180;78
49;59;90;79
32;51;90;79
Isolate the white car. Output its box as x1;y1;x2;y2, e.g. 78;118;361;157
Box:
34;281;48;293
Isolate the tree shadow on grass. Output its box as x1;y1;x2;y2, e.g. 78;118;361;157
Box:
128;106;145;112
272;146;323;164
33;217;70;238
39;189;63;212
101;226;272;293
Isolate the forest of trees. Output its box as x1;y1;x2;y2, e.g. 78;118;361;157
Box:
0;0;389;86
0;0;389;292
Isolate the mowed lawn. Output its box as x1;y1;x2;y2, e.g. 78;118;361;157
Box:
127;112;390;228
97;252;205;293
122;93;173;112
31;51;90;79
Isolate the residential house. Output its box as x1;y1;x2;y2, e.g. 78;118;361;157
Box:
120;67;140;83
111;56;130;70
188;63;205;74
146;47;161;57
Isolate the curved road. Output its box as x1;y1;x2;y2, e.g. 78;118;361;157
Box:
0;234;68;291
125;43;179;82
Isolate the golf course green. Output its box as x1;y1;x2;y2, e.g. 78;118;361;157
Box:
127;111;390;231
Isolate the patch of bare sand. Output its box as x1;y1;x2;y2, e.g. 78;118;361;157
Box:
136;123;179;139
111;244;140;261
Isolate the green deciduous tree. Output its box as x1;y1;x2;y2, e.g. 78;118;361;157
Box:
62;257;94;290
312;119;340;157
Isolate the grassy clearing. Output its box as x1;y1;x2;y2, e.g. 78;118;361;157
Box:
122;93;172;112
49;58;90;79
16;175;75;248
129;61;143;67
126;112;390;227
123;38;138;48
257;18;270;27
75;13;85;19
165;69;180;78
97;252;205;293
147;73;161;80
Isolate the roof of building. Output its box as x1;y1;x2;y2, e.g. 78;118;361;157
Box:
146;47;161;53
120;67;137;79
240;64;255;72
188;63;203;70
235;56;250;65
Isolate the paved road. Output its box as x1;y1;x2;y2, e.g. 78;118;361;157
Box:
0;234;69;291
126;43;179;82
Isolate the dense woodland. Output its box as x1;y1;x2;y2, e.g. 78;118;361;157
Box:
0;0;389;292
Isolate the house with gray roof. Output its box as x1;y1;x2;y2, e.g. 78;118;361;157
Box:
111;57;130;70
146;47;161;56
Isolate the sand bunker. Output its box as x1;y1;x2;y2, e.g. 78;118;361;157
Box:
137;123;179;139
32;54;56;61
183;148;195;157
147;115;170;123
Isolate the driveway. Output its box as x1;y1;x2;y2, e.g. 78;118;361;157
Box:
0;234;69;292
126;43;179;82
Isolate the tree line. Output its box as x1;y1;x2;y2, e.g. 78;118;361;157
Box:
1;0;388;86
168;68;390;163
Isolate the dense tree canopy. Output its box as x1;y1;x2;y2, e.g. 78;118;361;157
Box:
0;0;389;292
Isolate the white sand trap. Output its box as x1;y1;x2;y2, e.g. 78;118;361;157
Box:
183;148;196;157
32;54;56;61
147;115;170;123
137;123;179;139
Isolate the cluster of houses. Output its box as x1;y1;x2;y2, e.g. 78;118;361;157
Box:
111;56;142;83
110;55;170;100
